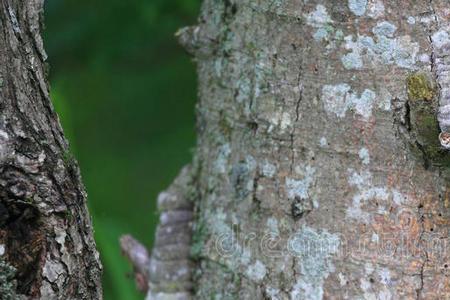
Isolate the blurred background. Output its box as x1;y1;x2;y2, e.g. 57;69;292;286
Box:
44;1;200;299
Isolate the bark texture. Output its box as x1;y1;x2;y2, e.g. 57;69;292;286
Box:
0;1;102;299
148;0;450;299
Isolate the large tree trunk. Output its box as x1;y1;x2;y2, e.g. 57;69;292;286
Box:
0;1;102;299
142;0;450;299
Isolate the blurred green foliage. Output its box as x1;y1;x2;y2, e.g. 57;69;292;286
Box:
44;1;200;299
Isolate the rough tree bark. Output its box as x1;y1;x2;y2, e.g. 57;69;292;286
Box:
131;0;450;299
0;1;102;299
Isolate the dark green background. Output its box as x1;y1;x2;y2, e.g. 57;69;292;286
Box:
44;1;200;299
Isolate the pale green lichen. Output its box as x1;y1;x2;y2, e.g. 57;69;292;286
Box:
190;217;208;260
207;209;239;263
213;144;231;174
366;0;385;18
372;21;397;37
285;165;316;199
348;0;367;16
358;147;370;165
345;169;423;223
253;52;272;99
194;260;240;300
230;158;254;200
407;16;416;25
432;30;450;49
289;226;340;300
341;51;363;69
319;137;328;148
305;4;334;42
341;21;420;70
305;4;332;27
261;160;276;178
245;260;266;282
266;217;279;235
321;84;376;120
334;29;344;41
0;257;19;300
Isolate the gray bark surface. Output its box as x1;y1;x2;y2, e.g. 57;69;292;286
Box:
0;1;102;299
148;0;450;299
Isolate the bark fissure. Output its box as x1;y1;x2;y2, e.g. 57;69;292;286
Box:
289;66;303;176
416;204;427;300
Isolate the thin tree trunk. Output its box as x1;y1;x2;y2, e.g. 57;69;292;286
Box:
0;1;102;299
142;0;450;299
